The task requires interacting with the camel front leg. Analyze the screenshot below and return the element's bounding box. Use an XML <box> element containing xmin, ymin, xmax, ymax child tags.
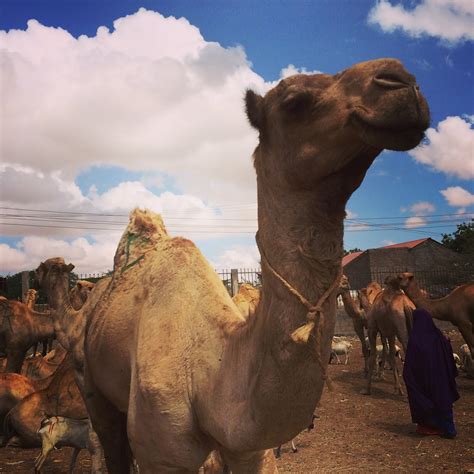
<box><xmin>220</xmin><ymin>449</ymin><xmax>278</xmax><ymax>474</ymax></box>
<box><xmin>457</xmin><ymin>321</ymin><xmax>474</xmax><ymax>358</ymax></box>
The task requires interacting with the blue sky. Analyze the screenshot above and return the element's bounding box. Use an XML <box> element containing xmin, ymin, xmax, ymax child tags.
<box><xmin>0</xmin><ymin>0</ymin><xmax>473</xmax><ymax>274</ymax></box>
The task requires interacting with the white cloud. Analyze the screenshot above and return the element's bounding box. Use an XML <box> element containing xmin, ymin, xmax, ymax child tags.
<box><xmin>368</xmin><ymin>0</ymin><xmax>474</xmax><ymax>44</ymax></box>
<box><xmin>409</xmin><ymin>116</ymin><xmax>474</xmax><ymax>179</ymax></box>
<box><xmin>410</xmin><ymin>201</ymin><xmax>435</xmax><ymax>214</ymax></box>
<box><xmin>345</xmin><ymin>209</ymin><xmax>358</xmax><ymax>219</ymax></box>
<box><xmin>0</xmin><ymin>244</ymin><xmax>29</xmax><ymax>274</ymax></box>
<box><xmin>405</xmin><ymin>216</ymin><xmax>427</xmax><ymax>228</ymax></box>
<box><xmin>440</xmin><ymin>186</ymin><xmax>474</xmax><ymax>207</ymax></box>
<box><xmin>279</xmin><ymin>64</ymin><xmax>323</xmax><ymax>79</ymax></box>
<box><xmin>211</xmin><ymin>244</ymin><xmax>260</xmax><ymax>270</ymax></box>
<box><xmin>382</xmin><ymin>239</ymin><xmax>396</xmax><ymax>246</ymax></box>
<box><xmin>0</xmin><ymin>234</ymin><xmax>119</xmax><ymax>275</ymax></box>
<box><xmin>0</xmin><ymin>8</ymin><xmax>269</xmax><ymax>205</ymax></box>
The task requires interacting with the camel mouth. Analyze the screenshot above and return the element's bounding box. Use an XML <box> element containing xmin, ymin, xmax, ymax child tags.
<box><xmin>350</xmin><ymin>112</ymin><xmax>427</xmax><ymax>152</ymax></box>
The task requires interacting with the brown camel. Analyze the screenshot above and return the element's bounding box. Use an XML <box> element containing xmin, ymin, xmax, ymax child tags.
<box><xmin>398</xmin><ymin>272</ymin><xmax>474</xmax><ymax>359</ymax></box>
<box><xmin>80</xmin><ymin>58</ymin><xmax>429</xmax><ymax>473</ymax></box>
<box><xmin>69</xmin><ymin>280</ymin><xmax>95</xmax><ymax>311</ymax></box>
<box><xmin>0</xmin><ymin>373</ymin><xmax>53</xmax><ymax>435</ymax></box>
<box><xmin>232</xmin><ymin>283</ymin><xmax>261</xmax><ymax>320</ymax></box>
<box><xmin>357</xmin><ymin>281</ymin><xmax>382</xmax><ymax>313</ymax></box>
<box><xmin>23</xmin><ymin>345</ymin><xmax>67</xmax><ymax>380</ymax></box>
<box><xmin>337</xmin><ymin>275</ymin><xmax>369</xmax><ymax>373</ymax></box>
<box><xmin>24</xmin><ymin>289</ymin><xmax>38</xmax><ymax>309</ymax></box>
<box><xmin>0</xmin><ymin>298</ymin><xmax>55</xmax><ymax>373</ymax></box>
<box><xmin>362</xmin><ymin>276</ymin><xmax>415</xmax><ymax>395</ymax></box>
<box><xmin>35</xmin><ymin>258</ymin><xmax>109</xmax><ymax>385</ymax></box>
<box><xmin>3</xmin><ymin>353</ymin><xmax>87</xmax><ymax>448</ymax></box>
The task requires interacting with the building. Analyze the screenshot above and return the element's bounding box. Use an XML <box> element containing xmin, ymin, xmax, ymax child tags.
<box><xmin>342</xmin><ymin>238</ymin><xmax>473</xmax><ymax>294</ymax></box>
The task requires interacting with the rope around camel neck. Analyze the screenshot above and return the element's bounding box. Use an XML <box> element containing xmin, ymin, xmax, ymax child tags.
<box><xmin>256</xmin><ymin>232</ymin><xmax>343</xmax><ymax>391</ymax></box>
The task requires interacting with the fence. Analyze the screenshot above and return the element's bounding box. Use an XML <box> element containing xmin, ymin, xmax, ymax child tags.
<box><xmin>368</xmin><ymin>268</ymin><xmax>473</xmax><ymax>298</ymax></box>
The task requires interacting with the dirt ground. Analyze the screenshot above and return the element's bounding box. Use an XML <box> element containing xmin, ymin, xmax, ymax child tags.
<box><xmin>0</xmin><ymin>332</ymin><xmax>472</xmax><ymax>473</ymax></box>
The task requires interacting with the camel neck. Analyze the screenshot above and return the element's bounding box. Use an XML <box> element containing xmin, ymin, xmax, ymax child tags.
<box><xmin>45</xmin><ymin>276</ymin><xmax>75</xmax><ymax>348</ymax></box>
<box><xmin>29</xmin><ymin>309</ymin><xmax>55</xmax><ymax>340</ymax></box>
<box><xmin>339</xmin><ymin>289</ymin><xmax>362</xmax><ymax>320</ymax></box>
<box><xmin>406</xmin><ymin>284</ymin><xmax>450</xmax><ymax>321</ymax></box>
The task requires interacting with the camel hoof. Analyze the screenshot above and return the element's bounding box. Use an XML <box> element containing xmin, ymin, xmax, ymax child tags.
<box><xmin>360</xmin><ymin>388</ymin><xmax>370</xmax><ymax>395</ymax></box>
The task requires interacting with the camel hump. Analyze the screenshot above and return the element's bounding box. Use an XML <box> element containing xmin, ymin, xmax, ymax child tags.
<box><xmin>113</xmin><ymin>208</ymin><xmax>169</xmax><ymax>275</ymax></box>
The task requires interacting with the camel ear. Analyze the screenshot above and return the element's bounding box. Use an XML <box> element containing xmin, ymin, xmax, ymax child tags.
<box><xmin>245</xmin><ymin>89</ymin><xmax>264</xmax><ymax>130</ymax></box>
<box><xmin>280</xmin><ymin>86</ymin><xmax>313</xmax><ymax>113</ymax></box>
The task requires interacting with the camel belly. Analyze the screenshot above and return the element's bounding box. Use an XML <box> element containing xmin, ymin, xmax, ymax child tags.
<box><xmin>85</xmin><ymin>309</ymin><xmax>134</xmax><ymax>413</ymax></box>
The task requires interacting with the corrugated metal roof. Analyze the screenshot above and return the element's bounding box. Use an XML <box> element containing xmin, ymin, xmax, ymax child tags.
<box><xmin>380</xmin><ymin>238</ymin><xmax>430</xmax><ymax>249</ymax></box>
<box><xmin>342</xmin><ymin>251</ymin><xmax>363</xmax><ymax>267</ymax></box>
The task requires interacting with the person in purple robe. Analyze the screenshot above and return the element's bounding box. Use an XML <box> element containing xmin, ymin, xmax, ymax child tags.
<box><xmin>402</xmin><ymin>308</ymin><xmax>459</xmax><ymax>438</ymax></box>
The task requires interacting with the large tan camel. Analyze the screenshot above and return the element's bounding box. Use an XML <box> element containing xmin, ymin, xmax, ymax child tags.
<box><xmin>398</xmin><ymin>272</ymin><xmax>474</xmax><ymax>359</ymax></box>
<box><xmin>362</xmin><ymin>276</ymin><xmax>415</xmax><ymax>395</ymax></box>
<box><xmin>0</xmin><ymin>298</ymin><xmax>55</xmax><ymax>373</ymax></box>
<box><xmin>337</xmin><ymin>275</ymin><xmax>369</xmax><ymax>373</ymax></box>
<box><xmin>80</xmin><ymin>58</ymin><xmax>429</xmax><ymax>473</ymax></box>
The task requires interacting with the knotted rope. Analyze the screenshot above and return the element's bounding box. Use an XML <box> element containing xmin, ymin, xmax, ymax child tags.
<box><xmin>256</xmin><ymin>232</ymin><xmax>343</xmax><ymax>391</ymax></box>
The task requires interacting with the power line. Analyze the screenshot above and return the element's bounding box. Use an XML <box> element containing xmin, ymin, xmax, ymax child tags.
<box><xmin>0</xmin><ymin>206</ymin><xmax>472</xmax><ymax>221</ymax></box>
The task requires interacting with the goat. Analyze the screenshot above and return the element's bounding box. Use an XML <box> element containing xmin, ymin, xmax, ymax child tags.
<box><xmin>35</xmin><ymin>416</ymin><xmax>89</xmax><ymax>473</ymax></box>
<box><xmin>329</xmin><ymin>339</ymin><xmax>352</xmax><ymax>365</ymax></box>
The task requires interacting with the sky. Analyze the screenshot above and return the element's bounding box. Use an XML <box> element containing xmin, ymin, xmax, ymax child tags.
<box><xmin>0</xmin><ymin>0</ymin><xmax>473</xmax><ymax>275</ymax></box>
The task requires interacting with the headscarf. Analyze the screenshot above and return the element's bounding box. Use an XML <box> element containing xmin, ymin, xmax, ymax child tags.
<box><xmin>402</xmin><ymin>308</ymin><xmax>459</xmax><ymax>423</ymax></box>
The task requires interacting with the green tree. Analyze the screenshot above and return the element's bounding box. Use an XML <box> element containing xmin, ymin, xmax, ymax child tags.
<box><xmin>442</xmin><ymin>221</ymin><xmax>474</xmax><ymax>254</ymax></box>
<box><xmin>343</xmin><ymin>247</ymin><xmax>362</xmax><ymax>256</ymax></box>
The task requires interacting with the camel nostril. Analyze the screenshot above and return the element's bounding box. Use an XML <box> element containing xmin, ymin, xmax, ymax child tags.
<box><xmin>373</xmin><ymin>73</ymin><xmax>410</xmax><ymax>90</ymax></box>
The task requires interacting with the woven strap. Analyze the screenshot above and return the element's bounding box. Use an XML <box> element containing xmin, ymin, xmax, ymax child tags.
<box><xmin>256</xmin><ymin>232</ymin><xmax>342</xmax><ymax>391</ymax></box>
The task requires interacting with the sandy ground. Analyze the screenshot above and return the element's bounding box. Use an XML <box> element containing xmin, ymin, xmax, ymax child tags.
<box><xmin>0</xmin><ymin>332</ymin><xmax>472</xmax><ymax>473</ymax></box>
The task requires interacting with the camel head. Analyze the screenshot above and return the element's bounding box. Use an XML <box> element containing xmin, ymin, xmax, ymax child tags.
<box><xmin>69</xmin><ymin>280</ymin><xmax>95</xmax><ymax>309</ymax></box>
<box><xmin>397</xmin><ymin>272</ymin><xmax>415</xmax><ymax>291</ymax></box>
<box><xmin>35</xmin><ymin>257</ymin><xmax>75</xmax><ymax>293</ymax></box>
<box><xmin>246</xmin><ymin>58</ymin><xmax>430</xmax><ymax>191</ymax></box>
<box><xmin>339</xmin><ymin>274</ymin><xmax>351</xmax><ymax>291</ymax></box>
<box><xmin>384</xmin><ymin>275</ymin><xmax>403</xmax><ymax>291</ymax></box>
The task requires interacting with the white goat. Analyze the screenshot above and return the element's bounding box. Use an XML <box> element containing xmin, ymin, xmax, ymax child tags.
<box><xmin>35</xmin><ymin>416</ymin><xmax>89</xmax><ymax>473</ymax></box>
<box><xmin>330</xmin><ymin>339</ymin><xmax>352</xmax><ymax>365</ymax></box>
<box><xmin>459</xmin><ymin>344</ymin><xmax>473</xmax><ymax>373</ymax></box>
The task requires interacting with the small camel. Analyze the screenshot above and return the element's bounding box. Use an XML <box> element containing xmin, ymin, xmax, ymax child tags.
<box><xmin>69</xmin><ymin>280</ymin><xmax>95</xmax><ymax>311</ymax></box>
<box><xmin>397</xmin><ymin>272</ymin><xmax>474</xmax><ymax>360</ymax></box>
<box><xmin>0</xmin><ymin>297</ymin><xmax>55</xmax><ymax>373</ymax></box>
<box><xmin>81</xmin><ymin>58</ymin><xmax>429</xmax><ymax>473</ymax></box>
<box><xmin>362</xmin><ymin>276</ymin><xmax>414</xmax><ymax>395</ymax></box>
<box><xmin>337</xmin><ymin>275</ymin><xmax>369</xmax><ymax>373</ymax></box>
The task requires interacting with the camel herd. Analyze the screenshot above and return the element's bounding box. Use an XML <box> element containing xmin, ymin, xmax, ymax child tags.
<box><xmin>0</xmin><ymin>58</ymin><xmax>472</xmax><ymax>472</ymax></box>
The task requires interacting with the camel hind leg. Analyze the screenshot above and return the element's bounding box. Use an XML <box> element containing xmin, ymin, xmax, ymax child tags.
<box><xmin>83</xmin><ymin>368</ymin><xmax>131</xmax><ymax>474</ymax></box>
<box><xmin>361</xmin><ymin>326</ymin><xmax>378</xmax><ymax>395</ymax></box>
<box><xmin>387</xmin><ymin>336</ymin><xmax>403</xmax><ymax>395</ymax></box>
